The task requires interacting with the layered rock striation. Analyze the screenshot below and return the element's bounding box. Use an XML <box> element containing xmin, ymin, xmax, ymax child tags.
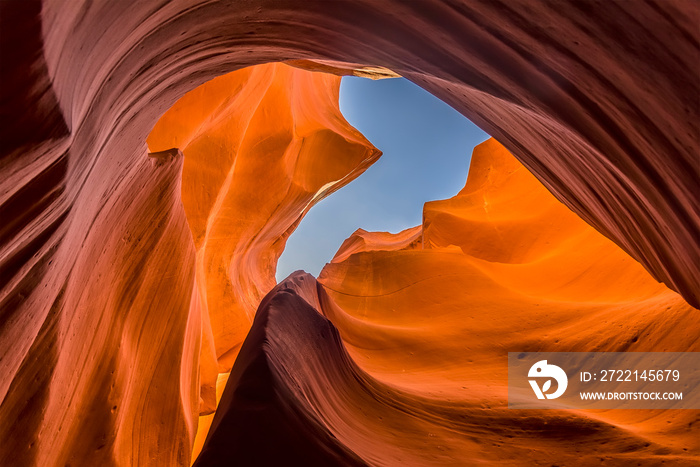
<box><xmin>1</xmin><ymin>1</ymin><xmax>698</xmax><ymax>466</ymax></box>
<box><xmin>3</xmin><ymin>0</ymin><xmax>697</xmax><ymax>305</ymax></box>
<box><xmin>196</xmin><ymin>140</ymin><xmax>698</xmax><ymax>466</ymax></box>
<box><xmin>0</xmin><ymin>55</ymin><xmax>381</xmax><ymax>463</ymax></box>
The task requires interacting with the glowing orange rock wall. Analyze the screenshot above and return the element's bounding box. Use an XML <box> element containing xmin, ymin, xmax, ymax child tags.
<box><xmin>0</xmin><ymin>60</ymin><xmax>379</xmax><ymax>464</ymax></box>
<box><xmin>147</xmin><ymin>63</ymin><xmax>379</xmax><ymax>412</ymax></box>
<box><xmin>0</xmin><ymin>0</ymin><xmax>698</xmax><ymax>466</ymax></box>
<box><xmin>194</xmin><ymin>140</ymin><xmax>698</xmax><ymax>465</ymax></box>
<box><xmin>316</xmin><ymin>139</ymin><xmax>699</xmax><ymax>464</ymax></box>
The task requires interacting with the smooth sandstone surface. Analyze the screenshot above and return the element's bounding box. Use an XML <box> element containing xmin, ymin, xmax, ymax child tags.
<box><xmin>148</xmin><ymin>62</ymin><xmax>379</xmax><ymax>411</ymax></box>
<box><xmin>1</xmin><ymin>145</ymin><xmax>200</xmax><ymax>466</ymax></box>
<box><xmin>1</xmin><ymin>59</ymin><xmax>379</xmax><ymax>465</ymax></box>
<box><xmin>148</xmin><ymin>62</ymin><xmax>380</xmax><ymax>459</ymax></box>
<box><xmin>194</xmin><ymin>142</ymin><xmax>697</xmax><ymax>465</ymax></box>
<box><xmin>0</xmin><ymin>0</ymin><xmax>698</xmax><ymax>466</ymax></box>
<box><xmin>194</xmin><ymin>139</ymin><xmax>698</xmax><ymax>466</ymax></box>
<box><xmin>319</xmin><ymin>140</ymin><xmax>699</xmax><ymax>464</ymax></box>
<box><xmin>13</xmin><ymin>0</ymin><xmax>698</xmax><ymax>304</ymax></box>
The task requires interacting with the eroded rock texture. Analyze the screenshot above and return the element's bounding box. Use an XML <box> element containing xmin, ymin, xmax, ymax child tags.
<box><xmin>148</xmin><ymin>62</ymin><xmax>380</xmax><ymax>457</ymax></box>
<box><xmin>1</xmin><ymin>57</ymin><xmax>379</xmax><ymax>464</ymax></box>
<box><xmin>195</xmin><ymin>140</ymin><xmax>698</xmax><ymax>466</ymax></box>
<box><xmin>1</xmin><ymin>140</ymin><xmax>199</xmax><ymax>466</ymax></box>
<box><xmin>1</xmin><ymin>0</ymin><xmax>698</xmax><ymax>466</ymax></box>
<box><xmin>8</xmin><ymin>0</ymin><xmax>694</xmax><ymax>304</ymax></box>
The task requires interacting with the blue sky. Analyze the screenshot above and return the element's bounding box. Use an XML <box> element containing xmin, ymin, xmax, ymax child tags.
<box><xmin>276</xmin><ymin>76</ymin><xmax>489</xmax><ymax>281</ymax></box>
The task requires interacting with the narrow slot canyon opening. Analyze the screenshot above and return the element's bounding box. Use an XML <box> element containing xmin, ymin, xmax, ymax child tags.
<box><xmin>276</xmin><ymin>76</ymin><xmax>489</xmax><ymax>281</ymax></box>
<box><xmin>3</xmin><ymin>3</ymin><xmax>698</xmax><ymax>466</ymax></box>
<box><xmin>144</xmin><ymin>62</ymin><xmax>697</xmax><ymax>466</ymax></box>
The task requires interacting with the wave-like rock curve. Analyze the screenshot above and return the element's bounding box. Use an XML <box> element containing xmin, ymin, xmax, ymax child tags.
<box><xmin>4</xmin><ymin>0</ymin><xmax>696</xmax><ymax>303</ymax></box>
<box><xmin>1</xmin><ymin>59</ymin><xmax>380</xmax><ymax>464</ymax></box>
<box><xmin>317</xmin><ymin>139</ymin><xmax>699</xmax><ymax>465</ymax></box>
<box><xmin>0</xmin><ymin>1</ymin><xmax>698</xmax><ymax>465</ymax></box>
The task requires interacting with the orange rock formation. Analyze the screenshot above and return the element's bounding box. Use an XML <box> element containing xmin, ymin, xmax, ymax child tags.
<box><xmin>195</xmin><ymin>140</ymin><xmax>698</xmax><ymax>465</ymax></box>
<box><xmin>319</xmin><ymin>140</ymin><xmax>699</xmax><ymax>463</ymax></box>
<box><xmin>4</xmin><ymin>0</ymin><xmax>697</xmax><ymax>304</ymax></box>
<box><xmin>1</xmin><ymin>1</ymin><xmax>698</xmax><ymax>466</ymax></box>
<box><xmin>1</xmin><ymin>60</ymin><xmax>379</xmax><ymax>465</ymax></box>
<box><xmin>149</xmin><ymin>62</ymin><xmax>380</xmax><ymax>457</ymax></box>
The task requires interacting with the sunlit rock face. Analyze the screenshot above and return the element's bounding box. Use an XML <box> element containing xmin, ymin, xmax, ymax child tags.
<box><xmin>196</xmin><ymin>140</ymin><xmax>697</xmax><ymax>465</ymax></box>
<box><xmin>1</xmin><ymin>1</ymin><xmax>698</xmax><ymax>466</ymax></box>
<box><xmin>148</xmin><ymin>62</ymin><xmax>380</xmax><ymax>459</ymax></box>
<box><xmin>0</xmin><ymin>57</ymin><xmax>378</xmax><ymax>465</ymax></box>
<box><xmin>147</xmin><ymin>61</ymin><xmax>379</xmax><ymax>407</ymax></box>
<box><xmin>11</xmin><ymin>0</ymin><xmax>692</xmax><ymax>304</ymax></box>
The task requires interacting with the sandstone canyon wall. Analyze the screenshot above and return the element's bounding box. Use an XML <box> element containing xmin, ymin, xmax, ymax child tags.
<box><xmin>195</xmin><ymin>140</ymin><xmax>698</xmax><ymax>465</ymax></box>
<box><xmin>1</xmin><ymin>57</ymin><xmax>380</xmax><ymax>464</ymax></box>
<box><xmin>2</xmin><ymin>0</ymin><xmax>693</xmax><ymax>304</ymax></box>
<box><xmin>148</xmin><ymin>62</ymin><xmax>381</xmax><ymax>458</ymax></box>
<box><xmin>1</xmin><ymin>0</ymin><xmax>698</xmax><ymax>466</ymax></box>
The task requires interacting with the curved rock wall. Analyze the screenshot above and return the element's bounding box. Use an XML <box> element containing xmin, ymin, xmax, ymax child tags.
<box><xmin>147</xmin><ymin>62</ymin><xmax>379</xmax><ymax>412</ymax></box>
<box><xmin>1</xmin><ymin>0</ymin><xmax>698</xmax><ymax>466</ymax></box>
<box><xmin>1</xmin><ymin>59</ymin><xmax>379</xmax><ymax>464</ymax></box>
<box><xmin>0</xmin><ymin>144</ymin><xmax>199</xmax><ymax>466</ymax></box>
<box><xmin>195</xmin><ymin>140</ymin><xmax>697</xmax><ymax>465</ymax></box>
<box><xmin>17</xmin><ymin>0</ymin><xmax>698</xmax><ymax>304</ymax></box>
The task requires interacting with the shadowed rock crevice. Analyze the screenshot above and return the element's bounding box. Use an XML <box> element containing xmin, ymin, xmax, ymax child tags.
<box><xmin>193</xmin><ymin>274</ymin><xmax>369</xmax><ymax>467</ymax></box>
<box><xmin>0</xmin><ymin>0</ymin><xmax>69</xmax><ymax>153</ymax></box>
